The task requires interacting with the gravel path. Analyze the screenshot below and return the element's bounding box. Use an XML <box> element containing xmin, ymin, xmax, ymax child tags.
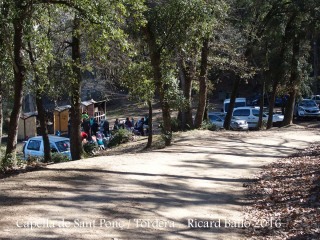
<box><xmin>0</xmin><ymin>127</ymin><xmax>319</xmax><ymax>240</ymax></box>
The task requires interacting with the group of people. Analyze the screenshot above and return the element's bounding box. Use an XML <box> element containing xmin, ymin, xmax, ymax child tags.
<box><xmin>113</xmin><ymin>117</ymin><xmax>149</xmax><ymax>136</ymax></box>
<box><xmin>80</xmin><ymin>112</ymin><xmax>110</xmax><ymax>148</ymax></box>
<box><xmin>79</xmin><ymin>111</ymin><xmax>150</xmax><ymax>148</ymax></box>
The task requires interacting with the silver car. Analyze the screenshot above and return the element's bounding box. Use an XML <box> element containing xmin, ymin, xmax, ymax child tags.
<box><xmin>208</xmin><ymin>113</ymin><xmax>249</xmax><ymax>130</ymax></box>
<box><xmin>294</xmin><ymin>99</ymin><xmax>320</xmax><ymax>119</ymax></box>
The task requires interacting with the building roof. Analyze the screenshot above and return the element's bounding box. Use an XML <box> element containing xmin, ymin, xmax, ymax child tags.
<box><xmin>54</xmin><ymin>105</ymin><xmax>71</xmax><ymax>112</ymax></box>
<box><xmin>81</xmin><ymin>99</ymin><xmax>96</xmax><ymax>107</ymax></box>
<box><xmin>20</xmin><ymin>111</ymin><xmax>38</xmax><ymax>120</ymax></box>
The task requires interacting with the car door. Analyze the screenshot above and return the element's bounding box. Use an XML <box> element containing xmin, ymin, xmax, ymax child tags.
<box><xmin>24</xmin><ymin>139</ymin><xmax>43</xmax><ymax>159</ymax></box>
<box><xmin>208</xmin><ymin>114</ymin><xmax>224</xmax><ymax>128</ymax></box>
<box><xmin>251</xmin><ymin>109</ymin><xmax>261</xmax><ymax>127</ymax></box>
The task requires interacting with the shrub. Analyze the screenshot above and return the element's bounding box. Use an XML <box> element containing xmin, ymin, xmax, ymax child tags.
<box><xmin>26</xmin><ymin>155</ymin><xmax>43</xmax><ymax>165</ymax></box>
<box><xmin>0</xmin><ymin>154</ymin><xmax>15</xmax><ymax>172</ymax></box>
<box><xmin>171</xmin><ymin>118</ymin><xmax>181</xmax><ymax>132</ymax></box>
<box><xmin>201</xmin><ymin>121</ymin><xmax>218</xmax><ymax>131</ymax></box>
<box><xmin>83</xmin><ymin>142</ymin><xmax>97</xmax><ymax>156</ymax></box>
<box><xmin>51</xmin><ymin>153</ymin><xmax>69</xmax><ymax>163</ymax></box>
<box><xmin>108</xmin><ymin>128</ymin><xmax>132</xmax><ymax>147</ymax></box>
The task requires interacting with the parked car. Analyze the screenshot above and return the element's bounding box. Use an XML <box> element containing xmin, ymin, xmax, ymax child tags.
<box><xmin>208</xmin><ymin>113</ymin><xmax>249</xmax><ymax>130</ymax></box>
<box><xmin>23</xmin><ymin>135</ymin><xmax>71</xmax><ymax>160</ymax></box>
<box><xmin>232</xmin><ymin>107</ymin><xmax>284</xmax><ymax>128</ymax></box>
<box><xmin>294</xmin><ymin>99</ymin><xmax>320</xmax><ymax>119</ymax></box>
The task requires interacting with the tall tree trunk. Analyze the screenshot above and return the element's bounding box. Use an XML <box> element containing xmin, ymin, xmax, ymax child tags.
<box><xmin>195</xmin><ymin>38</ymin><xmax>209</xmax><ymax>128</ymax></box>
<box><xmin>257</xmin><ymin>81</ymin><xmax>265</xmax><ymax>129</ymax></box>
<box><xmin>35</xmin><ymin>94</ymin><xmax>51</xmax><ymax>161</ymax></box>
<box><xmin>0</xmin><ymin>1</ymin><xmax>8</xmax><ymax>158</ymax></box>
<box><xmin>185</xmin><ymin>72</ymin><xmax>194</xmax><ymax>129</ymax></box>
<box><xmin>223</xmin><ymin>77</ymin><xmax>240</xmax><ymax>130</ymax></box>
<box><xmin>146</xmin><ymin>100</ymin><xmax>153</xmax><ymax>148</ymax></box>
<box><xmin>178</xmin><ymin>58</ymin><xmax>194</xmax><ymax>130</ymax></box>
<box><xmin>70</xmin><ymin>16</ymin><xmax>83</xmax><ymax>160</ymax></box>
<box><xmin>5</xmin><ymin>5</ymin><xmax>25</xmax><ymax>162</ymax></box>
<box><xmin>0</xmin><ymin>78</ymin><xmax>2</xmax><ymax>158</ymax></box>
<box><xmin>27</xmin><ymin>41</ymin><xmax>52</xmax><ymax>162</ymax></box>
<box><xmin>283</xmin><ymin>36</ymin><xmax>301</xmax><ymax>126</ymax></box>
<box><xmin>178</xmin><ymin>60</ymin><xmax>186</xmax><ymax>130</ymax></box>
<box><xmin>144</xmin><ymin>23</ymin><xmax>172</xmax><ymax>146</ymax></box>
<box><xmin>267</xmin><ymin>14</ymin><xmax>296</xmax><ymax>129</ymax></box>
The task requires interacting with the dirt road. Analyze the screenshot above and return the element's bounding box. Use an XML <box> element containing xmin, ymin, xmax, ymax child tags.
<box><xmin>0</xmin><ymin>126</ymin><xmax>319</xmax><ymax>240</ymax></box>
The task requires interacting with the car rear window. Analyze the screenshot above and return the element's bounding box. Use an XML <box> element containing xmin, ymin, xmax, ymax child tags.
<box><xmin>27</xmin><ymin>140</ymin><xmax>41</xmax><ymax>151</ymax></box>
<box><xmin>55</xmin><ymin>140</ymin><xmax>70</xmax><ymax>152</ymax></box>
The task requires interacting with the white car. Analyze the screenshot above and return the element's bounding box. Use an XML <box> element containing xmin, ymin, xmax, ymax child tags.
<box><xmin>232</xmin><ymin>107</ymin><xmax>284</xmax><ymax>128</ymax></box>
<box><xmin>23</xmin><ymin>135</ymin><xmax>71</xmax><ymax>160</ymax></box>
<box><xmin>208</xmin><ymin>113</ymin><xmax>249</xmax><ymax>130</ymax></box>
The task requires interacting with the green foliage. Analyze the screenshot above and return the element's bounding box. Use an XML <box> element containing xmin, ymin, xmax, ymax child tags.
<box><xmin>162</xmin><ymin>70</ymin><xmax>188</xmax><ymax>111</ymax></box>
<box><xmin>171</xmin><ymin>118</ymin><xmax>182</xmax><ymax>132</ymax></box>
<box><xmin>83</xmin><ymin>142</ymin><xmax>97</xmax><ymax>155</ymax></box>
<box><xmin>108</xmin><ymin>129</ymin><xmax>132</xmax><ymax>147</ymax></box>
<box><xmin>0</xmin><ymin>154</ymin><xmax>15</xmax><ymax>172</ymax></box>
<box><xmin>122</xmin><ymin>61</ymin><xmax>155</xmax><ymax>103</ymax></box>
<box><xmin>26</xmin><ymin>156</ymin><xmax>43</xmax><ymax>165</ymax></box>
<box><xmin>51</xmin><ymin>153</ymin><xmax>69</xmax><ymax>163</ymax></box>
<box><xmin>200</xmin><ymin>121</ymin><xmax>218</xmax><ymax>131</ymax></box>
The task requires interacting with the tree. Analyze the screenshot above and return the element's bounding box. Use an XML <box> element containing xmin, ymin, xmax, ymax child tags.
<box><xmin>122</xmin><ymin>61</ymin><xmax>155</xmax><ymax>148</ymax></box>
<box><xmin>0</xmin><ymin>0</ymin><xmax>13</xmax><ymax>160</ymax></box>
<box><xmin>2</xmin><ymin>0</ymin><xmax>146</xmax><ymax>163</ymax></box>
<box><xmin>4</xmin><ymin>1</ymin><xmax>30</xmax><ymax>163</ymax></box>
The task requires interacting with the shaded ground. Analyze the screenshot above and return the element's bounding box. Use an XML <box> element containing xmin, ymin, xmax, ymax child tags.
<box><xmin>245</xmin><ymin>144</ymin><xmax>320</xmax><ymax>240</ymax></box>
<box><xmin>0</xmin><ymin>126</ymin><xmax>319</xmax><ymax>240</ymax></box>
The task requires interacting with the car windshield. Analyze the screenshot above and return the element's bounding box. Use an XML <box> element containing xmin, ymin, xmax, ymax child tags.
<box><xmin>300</xmin><ymin>100</ymin><xmax>317</xmax><ymax>107</ymax></box>
<box><xmin>55</xmin><ymin>140</ymin><xmax>70</xmax><ymax>152</ymax></box>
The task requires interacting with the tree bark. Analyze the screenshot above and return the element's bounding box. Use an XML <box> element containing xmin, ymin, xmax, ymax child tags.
<box><xmin>267</xmin><ymin>13</ymin><xmax>296</xmax><ymax>129</ymax></box>
<box><xmin>144</xmin><ymin>23</ymin><xmax>172</xmax><ymax>146</ymax></box>
<box><xmin>0</xmin><ymin>1</ymin><xmax>8</xmax><ymax>158</ymax></box>
<box><xmin>69</xmin><ymin>16</ymin><xmax>83</xmax><ymax>160</ymax></box>
<box><xmin>195</xmin><ymin>38</ymin><xmax>209</xmax><ymax>128</ymax></box>
<box><xmin>257</xmin><ymin>81</ymin><xmax>265</xmax><ymax>129</ymax></box>
<box><xmin>223</xmin><ymin>76</ymin><xmax>240</xmax><ymax>130</ymax></box>
<box><xmin>283</xmin><ymin>36</ymin><xmax>301</xmax><ymax>126</ymax></box>
<box><xmin>5</xmin><ymin>4</ymin><xmax>26</xmax><ymax>161</ymax></box>
<box><xmin>27</xmin><ymin>41</ymin><xmax>52</xmax><ymax>162</ymax></box>
<box><xmin>178</xmin><ymin>58</ymin><xmax>194</xmax><ymax>130</ymax></box>
<box><xmin>0</xmin><ymin>77</ymin><xmax>2</xmax><ymax>158</ymax></box>
<box><xmin>36</xmin><ymin>95</ymin><xmax>51</xmax><ymax>161</ymax></box>
<box><xmin>146</xmin><ymin>100</ymin><xmax>153</xmax><ymax>148</ymax></box>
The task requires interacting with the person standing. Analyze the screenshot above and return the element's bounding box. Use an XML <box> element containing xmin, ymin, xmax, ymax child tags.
<box><xmin>102</xmin><ymin>119</ymin><xmax>110</xmax><ymax>136</ymax></box>
<box><xmin>81</xmin><ymin>118</ymin><xmax>91</xmax><ymax>141</ymax></box>
<box><xmin>91</xmin><ymin>119</ymin><xmax>99</xmax><ymax>136</ymax></box>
